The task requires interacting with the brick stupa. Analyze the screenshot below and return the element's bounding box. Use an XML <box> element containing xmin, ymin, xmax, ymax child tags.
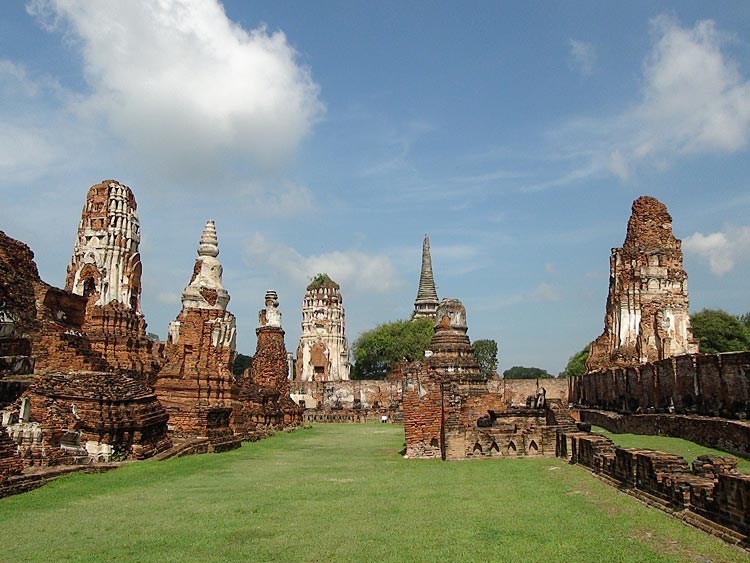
<box><xmin>236</xmin><ymin>291</ymin><xmax>302</xmax><ymax>431</ymax></box>
<box><xmin>154</xmin><ymin>221</ymin><xmax>240</xmax><ymax>451</ymax></box>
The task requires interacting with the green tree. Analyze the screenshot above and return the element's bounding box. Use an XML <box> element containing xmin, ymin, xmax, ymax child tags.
<box><xmin>502</xmin><ymin>366</ymin><xmax>553</xmax><ymax>380</ymax></box>
<box><xmin>691</xmin><ymin>309</ymin><xmax>750</xmax><ymax>354</ymax></box>
<box><xmin>559</xmin><ymin>346</ymin><xmax>589</xmax><ymax>378</ymax></box>
<box><xmin>739</xmin><ymin>312</ymin><xmax>750</xmax><ymax>331</ymax></box>
<box><xmin>232</xmin><ymin>353</ymin><xmax>253</xmax><ymax>377</ymax></box>
<box><xmin>472</xmin><ymin>339</ymin><xmax>498</xmax><ymax>379</ymax></box>
<box><xmin>146</xmin><ymin>332</ymin><xmax>161</xmax><ymax>342</ymax></box>
<box><xmin>351</xmin><ymin>317</ymin><xmax>433</xmax><ymax>380</ymax></box>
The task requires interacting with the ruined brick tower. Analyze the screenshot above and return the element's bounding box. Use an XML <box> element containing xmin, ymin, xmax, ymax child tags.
<box><xmin>413</xmin><ymin>235</ymin><xmax>439</xmax><ymax>320</ymax></box>
<box><xmin>253</xmin><ymin>290</ymin><xmax>289</xmax><ymax>391</ymax></box>
<box><xmin>241</xmin><ymin>290</ymin><xmax>302</xmax><ymax>427</ymax></box>
<box><xmin>296</xmin><ymin>274</ymin><xmax>350</xmax><ymax>381</ymax></box>
<box><xmin>66</xmin><ymin>180</ymin><xmax>142</xmax><ymax>311</ymax></box>
<box><xmin>587</xmin><ymin>196</ymin><xmax>699</xmax><ymax>372</ymax></box>
<box><xmin>63</xmin><ymin>180</ymin><xmax>160</xmax><ymax>382</ymax></box>
<box><xmin>154</xmin><ymin>221</ymin><xmax>239</xmax><ymax>449</ymax></box>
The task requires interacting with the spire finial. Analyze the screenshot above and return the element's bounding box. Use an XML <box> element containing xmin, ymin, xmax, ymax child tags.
<box><xmin>413</xmin><ymin>234</ymin><xmax>439</xmax><ymax>319</ymax></box>
<box><xmin>198</xmin><ymin>220</ymin><xmax>219</xmax><ymax>258</ymax></box>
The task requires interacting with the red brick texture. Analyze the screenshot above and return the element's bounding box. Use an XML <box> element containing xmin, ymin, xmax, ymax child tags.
<box><xmin>559</xmin><ymin>428</ymin><xmax>750</xmax><ymax>543</ymax></box>
<box><xmin>154</xmin><ymin>308</ymin><xmax>240</xmax><ymax>450</ymax></box>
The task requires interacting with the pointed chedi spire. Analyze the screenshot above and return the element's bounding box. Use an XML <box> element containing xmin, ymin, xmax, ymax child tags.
<box><xmin>180</xmin><ymin>220</ymin><xmax>230</xmax><ymax>310</ymax></box>
<box><xmin>413</xmin><ymin>234</ymin><xmax>439</xmax><ymax>320</ymax></box>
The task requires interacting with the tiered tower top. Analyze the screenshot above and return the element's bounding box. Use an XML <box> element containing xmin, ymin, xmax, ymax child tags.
<box><xmin>258</xmin><ymin>290</ymin><xmax>282</xmax><ymax>329</ymax></box>
<box><xmin>65</xmin><ymin>180</ymin><xmax>142</xmax><ymax>310</ymax></box>
<box><xmin>413</xmin><ymin>235</ymin><xmax>439</xmax><ymax>319</ymax></box>
<box><xmin>180</xmin><ymin>221</ymin><xmax>230</xmax><ymax>310</ymax></box>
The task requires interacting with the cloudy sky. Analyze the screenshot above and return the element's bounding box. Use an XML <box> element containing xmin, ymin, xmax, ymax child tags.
<box><xmin>1</xmin><ymin>1</ymin><xmax>749</xmax><ymax>374</ymax></box>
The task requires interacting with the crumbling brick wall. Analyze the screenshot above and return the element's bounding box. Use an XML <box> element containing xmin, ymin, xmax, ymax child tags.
<box><xmin>559</xmin><ymin>428</ymin><xmax>750</xmax><ymax>540</ymax></box>
<box><xmin>0</xmin><ymin>229</ymin><xmax>111</xmax><ymax>376</ymax></box>
<box><xmin>80</xmin><ymin>302</ymin><xmax>163</xmax><ymax>384</ymax></box>
<box><xmin>0</xmin><ymin>430</ymin><xmax>23</xmax><ymax>481</ymax></box>
<box><xmin>402</xmin><ymin>363</ymin><xmax>443</xmax><ymax>458</ymax></box>
<box><xmin>571</xmin><ymin>352</ymin><xmax>750</xmax><ymax>420</ymax></box>
<box><xmin>579</xmin><ymin>409</ymin><xmax>750</xmax><ymax>459</ymax></box>
<box><xmin>7</xmin><ymin>372</ymin><xmax>171</xmax><ymax>466</ymax></box>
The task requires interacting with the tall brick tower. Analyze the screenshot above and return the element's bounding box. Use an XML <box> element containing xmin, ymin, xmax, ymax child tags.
<box><xmin>587</xmin><ymin>196</ymin><xmax>699</xmax><ymax>372</ymax></box>
<box><xmin>154</xmin><ymin>221</ymin><xmax>240</xmax><ymax>450</ymax></box>
<box><xmin>66</xmin><ymin>180</ymin><xmax>142</xmax><ymax>311</ymax></box>
<box><xmin>296</xmin><ymin>274</ymin><xmax>350</xmax><ymax>381</ymax></box>
<box><xmin>64</xmin><ymin>180</ymin><xmax>160</xmax><ymax>382</ymax></box>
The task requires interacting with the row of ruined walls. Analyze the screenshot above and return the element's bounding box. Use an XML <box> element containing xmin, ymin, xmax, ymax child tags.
<box><xmin>290</xmin><ymin>379</ymin><xmax>402</xmax><ymax>413</ymax></box>
<box><xmin>570</xmin><ymin>352</ymin><xmax>750</xmax><ymax>419</ymax></box>
<box><xmin>558</xmin><ymin>429</ymin><xmax>750</xmax><ymax>544</ymax></box>
<box><xmin>290</xmin><ymin>377</ymin><xmax>569</xmax><ymax>417</ymax></box>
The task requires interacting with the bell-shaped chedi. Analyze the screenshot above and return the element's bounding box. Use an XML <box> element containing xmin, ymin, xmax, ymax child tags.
<box><xmin>424</xmin><ymin>299</ymin><xmax>482</xmax><ymax>380</ymax></box>
<box><xmin>413</xmin><ymin>235</ymin><xmax>440</xmax><ymax>320</ymax></box>
<box><xmin>587</xmin><ymin>196</ymin><xmax>699</xmax><ymax>372</ymax></box>
<box><xmin>154</xmin><ymin>221</ymin><xmax>240</xmax><ymax>451</ymax></box>
<box><xmin>296</xmin><ymin>274</ymin><xmax>351</xmax><ymax>381</ymax></box>
<box><xmin>64</xmin><ymin>180</ymin><xmax>161</xmax><ymax>383</ymax></box>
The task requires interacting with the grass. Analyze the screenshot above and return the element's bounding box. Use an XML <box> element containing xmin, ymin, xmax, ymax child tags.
<box><xmin>0</xmin><ymin>423</ymin><xmax>747</xmax><ymax>563</ymax></box>
<box><xmin>592</xmin><ymin>426</ymin><xmax>750</xmax><ymax>473</ymax></box>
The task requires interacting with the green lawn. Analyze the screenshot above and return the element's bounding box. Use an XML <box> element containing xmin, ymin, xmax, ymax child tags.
<box><xmin>592</xmin><ymin>426</ymin><xmax>750</xmax><ymax>473</ymax></box>
<box><xmin>0</xmin><ymin>424</ymin><xmax>747</xmax><ymax>563</ymax></box>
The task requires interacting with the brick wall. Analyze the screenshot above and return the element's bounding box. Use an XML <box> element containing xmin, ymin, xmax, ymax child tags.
<box><xmin>579</xmin><ymin>409</ymin><xmax>750</xmax><ymax>458</ymax></box>
<box><xmin>559</xmin><ymin>428</ymin><xmax>750</xmax><ymax>542</ymax></box>
<box><xmin>571</xmin><ymin>352</ymin><xmax>750</xmax><ymax>419</ymax></box>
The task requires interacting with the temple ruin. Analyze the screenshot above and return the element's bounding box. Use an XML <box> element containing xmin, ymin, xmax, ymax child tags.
<box><xmin>587</xmin><ymin>196</ymin><xmax>698</xmax><ymax>372</ymax></box>
<box><xmin>64</xmin><ymin>180</ymin><xmax>162</xmax><ymax>383</ymax></box>
<box><xmin>296</xmin><ymin>274</ymin><xmax>350</xmax><ymax>381</ymax></box>
<box><xmin>403</xmin><ymin>298</ymin><xmax>574</xmax><ymax>460</ymax></box>
<box><xmin>413</xmin><ymin>234</ymin><xmax>439</xmax><ymax>320</ymax></box>
<box><xmin>153</xmin><ymin>221</ymin><xmax>240</xmax><ymax>451</ymax></box>
<box><xmin>0</xmin><ymin>227</ymin><xmax>172</xmax><ymax>468</ymax></box>
<box><xmin>6</xmin><ymin>372</ymin><xmax>171</xmax><ymax>466</ymax></box>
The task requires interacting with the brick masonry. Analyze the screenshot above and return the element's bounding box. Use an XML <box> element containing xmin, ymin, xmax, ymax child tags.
<box><xmin>558</xmin><ymin>428</ymin><xmax>749</xmax><ymax>546</ymax></box>
<box><xmin>572</xmin><ymin>352</ymin><xmax>750</xmax><ymax>418</ymax></box>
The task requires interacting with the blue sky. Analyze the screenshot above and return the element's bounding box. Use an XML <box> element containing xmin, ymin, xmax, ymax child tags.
<box><xmin>1</xmin><ymin>1</ymin><xmax>749</xmax><ymax>374</ymax></box>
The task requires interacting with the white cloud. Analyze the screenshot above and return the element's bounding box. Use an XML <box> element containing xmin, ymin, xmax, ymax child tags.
<box><xmin>683</xmin><ymin>225</ymin><xmax>750</xmax><ymax>275</ymax></box>
<box><xmin>538</xmin><ymin>16</ymin><xmax>750</xmax><ymax>189</ymax></box>
<box><xmin>526</xmin><ymin>283</ymin><xmax>561</xmax><ymax>302</ymax></box>
<box><xmin>568</xmin><ymin>39</ymin><xmax>596</xmax><ymax>76</ymax></box>
<box><xmin>27</xmin><ymin>0</ymin><xmax>324</xmax><ymax>174</ymax></box>
<box><xmin>634</xmin><ymin>16</ymin><xmax>750</xmax><ymax>156</ymax></box>
<box><xmin>245</xmin><ymin>234</ymin><xmax>402</xmax><ymax>293</ymax></box>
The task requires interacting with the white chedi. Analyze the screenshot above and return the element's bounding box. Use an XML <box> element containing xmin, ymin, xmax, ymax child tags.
<box><xmin>180</xmin><ymin>220</ymin><xmax>230</xmax><ymax>310</ymax></box>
